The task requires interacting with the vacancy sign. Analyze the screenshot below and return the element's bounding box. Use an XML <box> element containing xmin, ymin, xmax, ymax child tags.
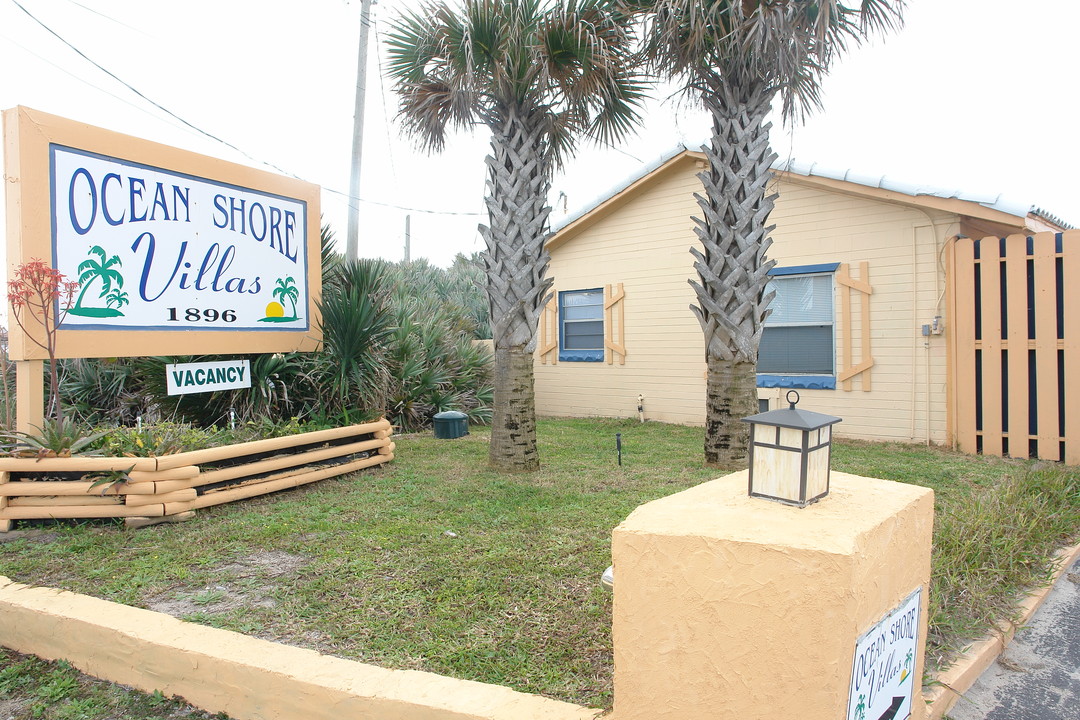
<box><xmin>846</xmin><ymin>588</ymin><xmax>922</xmax><ymax>720</ymax></box>
<box><xmin>167</xmin><ymin>360</ymin><xmax>251</xmax><ymax>396</ymax></box>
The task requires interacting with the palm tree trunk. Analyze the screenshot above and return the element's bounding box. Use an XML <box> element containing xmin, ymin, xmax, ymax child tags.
<box><xmin>705</xmin><ymin>357</ymin><xmax>758</xmax><ymax>465</ymax></box>
<box><xmin>489</xmin><ymin>344</ymin><xmax>540</xmax><ymax>471</ymax></box>
<box><xmin>480</xmin><ymin>108</ymin><xmax>554</xmax><ymax>472</ymax></box>
<box><xmin>689</xmin><ymin>82</ymin><xmax>778</xmax><ymax>466</ymax></box>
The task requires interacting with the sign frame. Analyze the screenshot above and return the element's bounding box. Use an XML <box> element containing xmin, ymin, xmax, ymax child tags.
<box><xmin>3</xmin><ymin>106</ymin><xmax>323</xmax><ymax>360</ymax></box>
<box><xmin>846</xmin><ymin>587</ymin><xmax>922</xmax><ymax>720</ymax></box>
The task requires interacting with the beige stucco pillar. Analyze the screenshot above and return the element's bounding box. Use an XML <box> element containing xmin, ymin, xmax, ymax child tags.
<box><xmin>15</xmin><ymin>359</ymin><xmax>44</xmax><ymax>433</ymax></box>
<box><xmin>611</xmin><ymin>470</ymin><xmax>934</xmax><ymax>720</ymax></box>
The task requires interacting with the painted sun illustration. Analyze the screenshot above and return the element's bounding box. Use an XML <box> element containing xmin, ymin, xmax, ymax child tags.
<box><xmin>265</xmin><ymin>301</ymin><xmax>285</xmax><ymax>318</ymax></box>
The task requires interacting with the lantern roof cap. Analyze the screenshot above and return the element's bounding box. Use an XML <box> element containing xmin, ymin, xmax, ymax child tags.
<box><xmin>741</xmin><ymin>391</ymin><xmax>841</xmax><ymax>432</ymax></box>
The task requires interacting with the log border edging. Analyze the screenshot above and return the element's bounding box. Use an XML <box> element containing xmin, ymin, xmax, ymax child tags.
<box><xmin>0</xmin><ymin>420</ymin><xmax>394</xmax><ymax>531</ymax></box>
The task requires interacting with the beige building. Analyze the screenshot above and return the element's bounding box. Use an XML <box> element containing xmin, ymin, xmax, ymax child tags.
<box><xmin>534</xmin><ymin>147</ymin><xmax>1068</xmax><ymax>445</ymax></box>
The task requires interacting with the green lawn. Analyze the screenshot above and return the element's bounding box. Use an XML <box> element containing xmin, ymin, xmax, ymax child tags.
<box><xmin>1</xmin><ymin>418</ymin><xmax>1077</xmax><ymax>713</ymax></box>
<box><xmin>0</xmin><ymin>649</ymin><xmax>226</xmax><ymax>720</ymax></box>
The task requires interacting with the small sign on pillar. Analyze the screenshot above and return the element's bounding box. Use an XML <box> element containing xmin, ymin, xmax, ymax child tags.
<box><xmin>741</xmin><ymin>390</ymin><xmax>841</xmax><ymax>507</ymax></box>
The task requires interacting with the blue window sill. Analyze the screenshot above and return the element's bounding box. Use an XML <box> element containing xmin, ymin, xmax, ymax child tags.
<box><xmin>768</xmin><ymin>262</ymin><xmax>840</xmax><ymax>277</ymax></box>
<box><xmin>757</xmin><ymin>374</ymin><xmax>836</xmax><ymax>390</ymax></box>
<box><xmin>559</xmin><ymin>350</ymin><xmax>604</xmax><ymax>362</ymax></box>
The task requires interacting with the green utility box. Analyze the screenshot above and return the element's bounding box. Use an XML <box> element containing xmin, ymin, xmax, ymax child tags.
<box><xmin>433</xmin><ymin>411</ymin><xmax>469</xmax><ymax>439</ymax></box>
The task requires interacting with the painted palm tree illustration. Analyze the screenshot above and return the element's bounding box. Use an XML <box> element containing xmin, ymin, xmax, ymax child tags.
<box><xmin>854</xmin><ymin>694</ymin><xmax>866</xmax><ymax>720</ymax></box>
<box><xmin>71</xmin><ymin>245</ymin><xmax>125</xmax><ymax>317</ymax></box>
<box><xmin>901</xmin><ymin>648</ymin><xmax>913</xmax><ymax>681</ymax></box>
<box><xmin>273</xmin><ymin>277</ymin><xmax>300</xmax><ymax>320</ymax></box>
<box><xmin>386</xmin><ymin>0</ymin><xmax>645</xmax><ymax>471</ymax></box>
<box><xmin>105</xmin><ymin>289</ymin><xmax>129</xmax><ymax>310</ymax></box>
<box><xmin>626</xmin><ymin>0</ymin><xmax>905</xmax><ymax>465</ymax></box>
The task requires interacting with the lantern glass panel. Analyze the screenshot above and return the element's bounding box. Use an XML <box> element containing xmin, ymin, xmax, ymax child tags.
<box><xmin>806</xmin><ymin>446</ymin><xmax>831</xmax><ymax>499</ymax></box>
<box><xmin>820</xmin><ymin>425</ymin><xmax>830</xmax><ymax>444</ymax></box>
<box><xmin>754</xmin><ymin>423</ymin><xmax>776</xmax><ymax>444</ymax></box>
<box><xmin>779</xmin><ymin>426</ymin><xmax>804</xmax><ymax>450</ymax></box>
<box><xmin>751</xmin><ymin>445</ymin><xmax>801</xmax><ymax>501</ymax></box>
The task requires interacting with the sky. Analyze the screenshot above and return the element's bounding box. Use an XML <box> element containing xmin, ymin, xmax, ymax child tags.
<box><xmin>1</xmin><ymin>0</ymin><xmax>1077</xmax><ymax>270</ymax></box>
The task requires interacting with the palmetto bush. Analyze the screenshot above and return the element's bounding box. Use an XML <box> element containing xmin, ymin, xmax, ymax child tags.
<box><xmin>383</xmin><ymin>288</ymin><xmax>493</xmax><ymax>429</ymax></box>
<box><xmin>59</xmin><ymin>357</ymin><xmax>157</xmax><ymax>426</ymax></box>
<box><xmin>390</xmin><ymin>254</ymin><xmax>491</xmax><ymax>340</ymax></box>
<box><xmin>56</xmin><ymin>248</ymin><xmax>492</xmax><ymax>432</ymax></box>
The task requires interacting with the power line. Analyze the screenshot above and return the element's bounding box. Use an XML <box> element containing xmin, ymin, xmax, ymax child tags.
<box><xmin>5</xmin><ymin>0</ymin><xmax>486</xmax><ymax>220</ymax></box>
<box><xmin>323</xmin><ymin>186</ymin><xmax>483</xmax><ymax>216</ymax></box>
<box><xmin>372</xmin><ymin>11</ymin><xmax>399</xmax><ymax>188</ymax></box>
<box><xmin>59</xmin><ymin>0</ymin><xmax>150</xmax><ymax>36</ymax></box>
<box><xmin>0</xmin><ymin>31</ymin><xmax>163</xmax><ymax>123</ymax></box>
<box><xmin>9</xmin><ymin>0</ymin><xmax>299</xmax><ymax>177</ymax></box>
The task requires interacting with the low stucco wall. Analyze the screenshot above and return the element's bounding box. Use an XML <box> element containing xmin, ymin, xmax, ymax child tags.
<box><xmin>0</xmin><ymin>577</ymin><xmax>600</xmax><ymax>720</ymax></box>
<box><xmin>611</xmin><ymin>470</ymin><xmax>935</xmax><ymax>720</ymax></box>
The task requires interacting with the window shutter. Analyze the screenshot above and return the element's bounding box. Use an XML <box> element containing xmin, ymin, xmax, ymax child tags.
<box><xmin>836</xmin><ymin>262</ymin><xmax>874</xmax><ymax>391</ymax></box>
<box><xmin>604</xmin><ymin>283</ymin><xmax>626</xmax><ymax>365</ymax></box>
<box><xmin>538</xmin><ymin>296</ymin><xmax>558</xmax><ymax>364</ymax></box>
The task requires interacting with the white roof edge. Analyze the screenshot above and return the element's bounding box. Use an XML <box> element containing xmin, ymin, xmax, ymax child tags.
<box><xmin>552</xmin><ymin>144</ymin><xmax>1048</xmax><ymax>233</ymax></box>
<box><xmin>773</xmin><ymin>158</ymin><xmax>1033</xmax><ymax>219</ymax></box>
<box><xmin>551</xmin><ymin>142</ymin><xmax>693</xmax><ymax>232</ymax></box>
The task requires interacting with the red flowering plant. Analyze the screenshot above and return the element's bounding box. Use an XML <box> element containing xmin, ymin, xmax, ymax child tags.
<box><xmin>7</xmin><ymin>259</ymin><xmax>81</xmax><ymax>424</ymax></box>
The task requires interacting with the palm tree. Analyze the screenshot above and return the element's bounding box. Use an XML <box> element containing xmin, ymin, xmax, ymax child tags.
<box><xmin>274</xmin><ymin>277</ymin><xmax>300</xmax><ymax>319</ymax></box>
<box><xmin>386</xmin><ymin>0</ymin><xmax>645</xmax><ymax>471</ymax></box>
<box><xmin>71</xmin><ymin>245</ymin><xmax>123</xmax><ymax>316</ymax></box>
<box><xmin>627</xmin><ymin>0</ymin><xmax>904</xmax><ymax>465</ymax></box>
<box><xmin>104</xmin><ymin>289</ymin><xmax>129</xmax><ymax>311</ymax></box>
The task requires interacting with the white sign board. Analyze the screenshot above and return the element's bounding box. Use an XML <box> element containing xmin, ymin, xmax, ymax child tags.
<box><xmin>847</xmin><ymin>588</ymin><xmax>922</xmax><ymax>720</ymax></box>
<box><xmin>167</xmin><ymin>360</ymin><xmax>251</xmax><ymax>396</ymax></box>
<box><xmin>52</xmin><ymin>145</ymin><xmax>309</xmax><ymax>332</ymax></box>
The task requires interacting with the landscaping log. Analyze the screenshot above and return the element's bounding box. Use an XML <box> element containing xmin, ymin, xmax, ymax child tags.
<box><xmin>0</xmin><ymin>479</ymin><xmax>192</xmax><ymax>497</ymax></box>
<box><xmin>0</xmin><ymin>457</ymin><xmax>160</xmax><ymax>473</ymax></box>
<box><xmin>190</xmin><ymin>453</ymin><xmax>392</xmax><ymax>510</ymax></box>
<box><xmin>151</xmin><ymin>420</ymin><xmax>391</xmax><ymax>471</ymax></box>
<box><xmin>0</xmin><ymin>472</ymin><xmax>8</xmax><ymax>533</ymax></box>
<box><xmin>8</xmin><ymin>496</ymin><xmax>124</xmax><ymax>507</ymax></box>
<box><xmin>124</xmin><ymin>489</ymin><xmax>198</xmax><ymax>507</ymax></box>
<box><xmin>126</xmin><ymin>466</ymin><xmax>200</xmax><ymax>484</ymax></box>
<box><xmin>189</xmin><ymin>437</ymin><xmax>389</xmax><ymax>488</ymax></box>
<box><xmin>125</xmin><ymin>511</ymin><xmax>196</xmax><ymax>529</ymax></box>
<box><xmin>2</xmin><ymin>504</ymin><xmax>168</xmax><ymax>519</ymax></box>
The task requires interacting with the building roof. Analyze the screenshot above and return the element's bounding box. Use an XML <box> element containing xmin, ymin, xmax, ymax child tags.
<box><xmin>551</xmin><ymin>143</ymin><xmax>1070</xmax><ymax>237</ymax></box>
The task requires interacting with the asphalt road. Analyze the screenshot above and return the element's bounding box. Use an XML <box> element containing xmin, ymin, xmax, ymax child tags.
<box><xmin>947</xmin><ymin>555</ymin><xmax>1080</xmax><ymax>720</ymax></box>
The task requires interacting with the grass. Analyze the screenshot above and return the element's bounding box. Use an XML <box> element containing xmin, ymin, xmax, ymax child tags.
<box><xmin>1</xmin><ymin>418</ymin><xmax>1078</xmax><ymax>714</ymax></box>
<box><xmin>0</xmin><ymin>648</ymin><xmax>227</xmax><ymax>720</ymax></box>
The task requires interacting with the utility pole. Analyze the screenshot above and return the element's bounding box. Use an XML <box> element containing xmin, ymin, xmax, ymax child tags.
<box><xmin>346</xmin><ymin>0</ymin><xmax>374</xmax><ymax>262</ymax></box>
<box><xmin>404</xmin><ymin>214</ymin><xmax>411</xmax><ymax>263</ymax></box>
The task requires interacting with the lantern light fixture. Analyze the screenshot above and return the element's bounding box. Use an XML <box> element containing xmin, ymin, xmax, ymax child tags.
<box><xmin>741</xmin><ymin>390</ymin><xmax>842</xmax><ymax>508</ymax></box>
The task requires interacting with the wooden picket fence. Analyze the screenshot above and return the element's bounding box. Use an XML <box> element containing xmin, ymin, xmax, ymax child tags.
<box><xmin>948</xmin><ymin>230</ymin><xmax>1079</xmax><ymax>464</ymax></box>
<box><xmin>0</xmin><ymin>419</ymin><xmax>395</xmax><ymax>532</ymax></box>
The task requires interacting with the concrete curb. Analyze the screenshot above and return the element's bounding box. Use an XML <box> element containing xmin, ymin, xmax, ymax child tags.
<box><xmin>923</xmin><ymin>540</ymin><xmax>1080</xmax><ymax>720</ymax></box>
<box><xmin>0</xmin><ymin>576</ymin><xmax>601</xmax><ymax>720</ymax></box>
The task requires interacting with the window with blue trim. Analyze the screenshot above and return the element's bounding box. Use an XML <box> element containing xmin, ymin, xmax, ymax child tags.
<box><xmin>559</xmin><ymin>289</ymin><xmax>604</xmax><ymax>362</ymax></box>
<box><xmin>758</xmin><ymin>264</ymin><xmax>837</xmax><ymax>389</ymax></box>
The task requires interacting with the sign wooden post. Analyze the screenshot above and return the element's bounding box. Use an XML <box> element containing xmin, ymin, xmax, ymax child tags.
<box><xmin>14</xmin><ymin>361</ymin><xmax>44</xmax><ymax>434</ymax></box>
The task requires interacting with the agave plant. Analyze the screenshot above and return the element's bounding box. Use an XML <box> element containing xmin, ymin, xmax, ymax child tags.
<box><xmin>2</xmin><ymin>417</ymin><xmax>110</xmax><ymax>458</ymax></box>
<box><xmin>316</xmin><ymin>258</ymin><xmax>394</xmax><ymax>420</ymax></box>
